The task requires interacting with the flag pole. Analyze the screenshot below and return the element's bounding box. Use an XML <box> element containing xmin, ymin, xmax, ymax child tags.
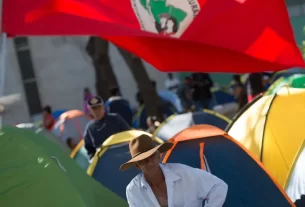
<box><xmin>0</xmin><ymin>32</ymin><xmax>8</xmax><ymax>128</ymax></box>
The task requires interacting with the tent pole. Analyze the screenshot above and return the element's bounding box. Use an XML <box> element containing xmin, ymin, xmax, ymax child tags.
<box><xmin>0</xmin><ymin>32</ymin><xmax>8</xmax><ymax>128</ymax></box>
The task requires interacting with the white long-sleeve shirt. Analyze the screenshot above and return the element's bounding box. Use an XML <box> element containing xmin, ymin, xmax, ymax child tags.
<box><xmin>126</xmin><ymin>163</ymin><xmax>228</xmax><ymax>207</ymax></box>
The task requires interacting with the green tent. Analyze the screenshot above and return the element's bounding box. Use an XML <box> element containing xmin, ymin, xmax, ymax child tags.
<box><xmin>266</xmin><ymin>74</ymin><xmax>305</xmax><ymax>95</ymax></box>
<box><xmin>15</xmin><ymin>123</ymin><xmax>70</xmax><ymax>153</ymax></box>
<box><xmin>0</xmin><ymin>126</ymin><xmax>127</xmax><ymax>207</ymax></box>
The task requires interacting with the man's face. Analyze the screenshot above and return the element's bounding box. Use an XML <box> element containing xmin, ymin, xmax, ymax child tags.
<box><xmin>89</xmin><ymin>105</ymin><xmax>105</xmax><ymax>120</ymax></box>
<box><xmin>136</xmin><ymin>152</ymin><xmax>159</xmax><ymax>174</ymax></box>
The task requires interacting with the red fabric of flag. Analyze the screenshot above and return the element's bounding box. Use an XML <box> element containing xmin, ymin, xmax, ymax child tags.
<box><xmin>2</xmin><ymin>0</ymin><xmax>304</xmax><ymax>72</ymax></box>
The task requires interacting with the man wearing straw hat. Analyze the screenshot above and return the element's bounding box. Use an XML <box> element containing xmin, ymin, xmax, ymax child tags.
<box><xmin>120</xmin><ymin>134</ymin><xmax>228</xmax><ymax>207</ymax></box>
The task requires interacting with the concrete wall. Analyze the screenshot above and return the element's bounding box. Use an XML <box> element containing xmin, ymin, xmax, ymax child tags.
<box><xmin>1</xmin><ymin>36</ymin><xmax>167</xmax><ymax>125</ymax></box>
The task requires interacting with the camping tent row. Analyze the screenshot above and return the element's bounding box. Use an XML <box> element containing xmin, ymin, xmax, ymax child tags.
<box><xmin>17</xmin><ymin>110</ymin><xmax>91</xmax><ymax>151</ymax></box>
<box><xmin>132</xmin><ymin>89</ymin><xmax>236</xmax><ymax>129</ymax></box>
<box><xmin>227</xmin><ymin>87</ymin><xmax>305</xmax><ymax>205</ymax></box>
<box><xmin>70</xmin><ymin>110</ymin><xmax>231</xmax><ymax>171</ymax></box>
<box><xmin>154</xmin><ymin>110</ymin><xmax>231</xmax><ymax>141</ymax></box>
<box><xmin>0</xmin><ymin>126</ymin><xmax>127</xmax><ymax>206</ymax></box>
<box><xmin>73</xmin><ymin>126</ymin><xmax>295</xmax><ymax>206</ymax></box>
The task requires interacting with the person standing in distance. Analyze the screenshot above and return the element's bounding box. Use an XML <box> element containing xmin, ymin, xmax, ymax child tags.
<box><xmin>83</xmin><ymin>96</ymin><xmax>131</xmax><ymax>158</ymax></box>
<box><xmin>165</xmin><ymin>73</ymin><xmax>180</xmax><ymax>93</ymax></box>
<box><xmin>121</xmin><ymin>134</ymin><xmax>228</xmax><ymax>207</ymax></box>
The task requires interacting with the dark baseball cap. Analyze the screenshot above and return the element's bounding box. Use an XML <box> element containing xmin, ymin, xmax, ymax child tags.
<box><xmin>87</xmin><ymin>96</ymin><xmax>104</xmax><ymax>107</ymax></box>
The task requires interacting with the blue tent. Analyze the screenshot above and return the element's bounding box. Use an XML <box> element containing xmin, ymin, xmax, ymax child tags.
<box><xmin>87</xmin><ymin>130</ymin><xmax>163</xmax><ymax>200</ymax></box>
<box><xmin>158</xmin><ymin>90</ymin><xmax>183</xmax><ymax>113</ymax></box>
<box><xmin>162</xmin><ymin>125</ymin><xmax>295</xmax><ymax>207</ymax></box>
<box><xmin>212</xmin><ymin>90</ymin><xmax>236</xmax><ymax>105</ymax></box>
<box><xmin>132</xmin><ymin>99</ymin><xmax>177</xmax><ymax>129</ymax></box>
<box><xmin>154</xmin><ymin>110</ymin><xmax>231</xmax><ymax>141</ymax></box>
<box><xmin>52</xmin><ymin>109</ymin><xmax>68</xmax><ymax>120</ymax></box>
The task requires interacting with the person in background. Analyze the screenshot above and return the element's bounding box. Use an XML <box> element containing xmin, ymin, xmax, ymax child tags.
<box><xmin>136</xmin><ymin>80</ymin><xmax>158</xmax><ymax>107</ymax></box>
<box><xmin>232</xmin><ymin>75</ymin><xmax>248</xmax><ymax>110</ymax></box>
<box><xmin>164</xmin><ymin>73</ymin><xmax>180</xmax><ymax>93</ymax></box>
<box><xmin>83</xmin><ymin>96</ymin><xmax>131</xmax><ymax>158</ymax></box>
<box><xmin>192</xmin><ymin>73</ymin><xmax>214</xmax><ymax>110</ymax></box>
<box><xmin>246</xmin><ymin>73</ymin><xmax>265</xmax><ymax>102</ymax></box>
<box><xmin>262</xmin><ymin>72</ymin><xmax>273</xmax><ymax>90</ymax></box>
<box><xmin>42</xmin><ymin>105</ymin><xmax>55</xmax><ymax>131</ymax></box>
<box><xmin>146</xmin><ymin>116</ymin><xmax>161</xmax><ymax>134</ymax></box>
<box><xmin>177</xmin><ymin>76</ymin><xmax>194</xmax><ymax>112</ymax></box>
<box><xmin>121</xmin><ymin>134</ymin><xmax>228</xmax><ymax>207</ymax></box>
<box><xmin>66</xmin><ymin>137</ymin><xmax>77</xmax><ymax>150</ymax></box>
<box><xmin>105</xmin><ymin>87</ymin><xmax>133</xmax><ymax>126</ymax></box>
<box><xmin>83</xmin><ymin>88</ymin><xmax>93</xmax><ymax>115</ymax></box>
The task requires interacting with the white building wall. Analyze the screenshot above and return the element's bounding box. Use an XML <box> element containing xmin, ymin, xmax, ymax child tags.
<box><xmin>2</xmin><ymin>36</ymin><xmax>167</xmax><ymax>125</ymax></box>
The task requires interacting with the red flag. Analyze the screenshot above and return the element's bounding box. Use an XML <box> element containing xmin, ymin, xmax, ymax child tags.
<box><xmin>2</xmin><ymin>0</ymin><xmax>304</xmax><ymax>72</ymax></box>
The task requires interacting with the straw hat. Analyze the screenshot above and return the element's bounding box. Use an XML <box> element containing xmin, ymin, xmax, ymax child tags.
<box><xmin>120</xmin><ymin>134</ymin><xmax>173</xmax><ymax>171</ymax></box>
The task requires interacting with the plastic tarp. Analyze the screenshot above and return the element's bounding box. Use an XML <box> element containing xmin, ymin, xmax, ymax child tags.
<box><xmin>155</xmin><ymin>110</ymin><xmax>230</xmax><ymax>141</ymax></box>
<box><xmin>227</xmin><ymin>87</ymin><xmax>305</xmax><ymax>203</ymax></box>
<box><xmin>0</xmin><ymin>126</ymin><xmax>127</xmax><ymax>207</ymax></box>
<box><xmin>163</xmin><ymin>125</ymin><xmax>294</xmax><ymax>206</ymax></box>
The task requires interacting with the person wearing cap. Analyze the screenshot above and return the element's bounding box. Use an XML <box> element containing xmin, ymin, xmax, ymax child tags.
<box><xmin>104</xmin><ymin>87</ymin><xmax>133</xmax><ymax>126</ymax></box>
<box><xmin>83</xmin><ymin>96</ymin><xmax>131</xmax><ymax>158</ymax></box>
<box><xmin>120</xmin><ymin>134</ymin><xmax>228</xmax><ymax>207</ymax></box>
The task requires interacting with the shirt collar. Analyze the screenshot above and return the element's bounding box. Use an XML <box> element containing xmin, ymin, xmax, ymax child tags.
<box><xmin>140</xmin><ymin>164</ymin><xmax>181</xmax><ymax>188</ymax></box>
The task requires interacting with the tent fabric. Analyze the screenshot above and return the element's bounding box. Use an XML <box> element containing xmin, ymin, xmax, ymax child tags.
<box><xmin>15</xmin><ymin>123</ymin><xmax>70</xmax><ymax>153</ymax></box>
<box><xmin>158</xmin><ymin>90</ymin><xmax>183</xmax><ymax>113</ymax></box>
<box><xmin>87</xmin><ymin>130</ymin><xmax>163</xmax><ymax>200</ymax></box>
<box><xmin>227</xmin><ymin>87</ymin><xmax>305</xmax><ymax>203</ymax></box>
<box><xmin>133</xmin><ymin>100</ymin><xmax>177</xmax><ymax>129</ymax></box>
<box><xmin>266</xmin><ymin>74</ymin><xmax>305</xmax><ymax>96</ymax></box>
<box><xmin>71</xmin><ymin>130</ymin><xmax>163</xmax><ymax>171</ymax></box>
<box><xmin>162</xmin><ymin>125</ymin><xmax>294</xmax><ymax>207</ymax></box>
<box><xmin>269</xmin><ymin>69</ymin><xmax>305</xmax><ymax>84</ymax></box>
<box><xmin>286</xmin><ymin>144</ymin><xmax>305</xmax><ymax>203</ymax></box>
<box><xmin>0</xmin><ymin>126</ymin><xmax>127</xmax><ymax>207</ymax></box>
<box><xmin>2</xmin><ymin>0</ymin><xmax>304</xmax><ymax>73</ymax></box>
<box><xmin>70</xmin><ymin>139</ymin><xmax>91</xmax><ymax>171</ymax></box>
<box><xmin>52</xmin><ymin>109</ymin><xmax>68</xmax><ymax>120</ymax></box>
<box><xmin>52</xmin><ymin>110</ymin><xmax>91</xmax><ymax>145</ymax></box>
<box><xmin>212</xmin><ymin>89</ymin><xmax>236</xmax><ymax>105</ymax></box>
<box><xmin>154</xmin><ymin>110</ymin><xmax>230</xmax><ymax>141</ymax></box>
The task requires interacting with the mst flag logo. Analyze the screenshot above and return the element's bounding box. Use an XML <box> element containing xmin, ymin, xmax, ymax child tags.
<box><xmin>131</xmin><ymin>0</ymin><xmax>201</xmax><ymax>38</ymax></box>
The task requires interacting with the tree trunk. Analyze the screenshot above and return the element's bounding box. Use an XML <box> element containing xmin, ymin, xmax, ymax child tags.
<box><xmin>117</xmin><ymin>48</ymin><xmax>164</xmax><ymax>121</ymax></box>
<box><xmin>86</xmin><ymin>37</ymin><xmax>119</xmax><ymax>100</ymax></box>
